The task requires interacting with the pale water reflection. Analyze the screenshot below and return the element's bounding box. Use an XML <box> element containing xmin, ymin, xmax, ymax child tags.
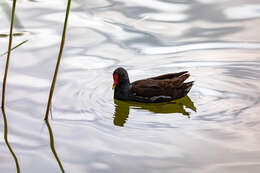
<box><xmin>1</xmin><ymin>0</ymin><xmax>260</xmax><ymax>173</ymax></box>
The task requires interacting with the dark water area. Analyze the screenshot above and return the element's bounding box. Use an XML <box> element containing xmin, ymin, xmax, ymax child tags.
<box><xmin>0</xmin><ymin>0</ymin><xmax>260</xmax><ymax>173</ymax></box>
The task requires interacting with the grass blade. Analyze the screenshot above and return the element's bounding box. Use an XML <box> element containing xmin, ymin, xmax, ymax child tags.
<box><xmin>0</xmin><ymin>40</ymin><xmax>28</xmax><ymax>57</ymax></box>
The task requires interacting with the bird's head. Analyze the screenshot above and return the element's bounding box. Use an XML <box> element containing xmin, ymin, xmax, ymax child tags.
<box><xmin>112</xmin><ymin>67</ymin><xmax>130</xmax><ymax>89</ymax></box>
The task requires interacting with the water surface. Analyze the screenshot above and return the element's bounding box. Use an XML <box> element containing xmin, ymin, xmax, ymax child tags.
<box><xmin>1</xmin><ymin>0</ymin><xmax>260</xmax><ymax>173</ymax></box>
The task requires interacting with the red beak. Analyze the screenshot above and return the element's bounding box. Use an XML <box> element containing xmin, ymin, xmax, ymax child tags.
<box><xmin>112</xmin><ymin>74</ymin><xmax>118</xmax><ymax>90</ymax></box>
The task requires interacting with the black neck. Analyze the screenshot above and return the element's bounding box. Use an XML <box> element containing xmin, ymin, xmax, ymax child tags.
<box><xmin>114</xmin><ymin>82</ymin><xmax>130</xmax><ymax>100</ymax></box>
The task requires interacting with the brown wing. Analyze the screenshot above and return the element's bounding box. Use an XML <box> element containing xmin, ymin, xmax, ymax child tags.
<box><xmin>131</xmin><ymin>72</ymin><xmax>191</xmax><ymax>97</ymax></box>
<box><xmin>150</xmin><ymin>71</ymin><xmax>188</xmax><ymax>80</ymax></box>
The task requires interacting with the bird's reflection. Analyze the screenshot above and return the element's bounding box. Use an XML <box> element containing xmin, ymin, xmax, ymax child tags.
<box><xmin>113</xmin><ymin>96</ymin><xmax>196</xmax><ymax>127</ymax></box>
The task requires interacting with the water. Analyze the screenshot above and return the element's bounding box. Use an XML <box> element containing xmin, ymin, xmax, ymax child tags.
<box><xmin>1</xmin><ymin>0</ymin><xmax>260</xmax><ymax>172</ymax></box>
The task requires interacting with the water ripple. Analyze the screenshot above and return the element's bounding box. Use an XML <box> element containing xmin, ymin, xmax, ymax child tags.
<box><xmin>1</xmin><ymin>0</ymin><xmax>260</xmax><ymax>173</ymax></box>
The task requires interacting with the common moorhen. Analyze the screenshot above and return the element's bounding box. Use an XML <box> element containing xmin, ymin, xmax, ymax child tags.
<box><xmin>112</xmin><ymin>67</ymin><xmax>194</xmax><ymax>103</ymax></box>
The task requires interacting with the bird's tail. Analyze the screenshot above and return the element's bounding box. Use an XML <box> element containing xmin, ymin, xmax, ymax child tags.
<box><xmin>183</xmin><ymin>81</ymin><xmax>194</xmax><ymax>95</ymax></box>
<box><xmin>174</xmin><ymin>73</ymin><xmax>190</xmax><ymax>87</ymax></box>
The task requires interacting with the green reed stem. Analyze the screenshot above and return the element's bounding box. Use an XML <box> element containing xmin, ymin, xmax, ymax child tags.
<box><xmin>45</xmin><ymin>119</ymin><xmax>65</xmax><ymax>173</ymax></box>
<box><xmin>1</xmin><ymin>109</ymin><xmax>20</xmax><ymax>173</ymax></box>
<box><xmin>44</xmin><ymin>0</ymin><xmax>72</xmax><ymax>120</ymax></box>
<box><xmin>1</xmin><ymin>1</ymin><xmax>20</xmax><ymax>173</ymax></box>
<box><xmin>2</xmin><ymin>0</ymin><xmax>16</xmax><ymax>108</ymax></box>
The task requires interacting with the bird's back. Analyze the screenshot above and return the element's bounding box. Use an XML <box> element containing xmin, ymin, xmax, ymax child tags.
<box><xmin>130</xmin><ymin>71</ymin><xmax>193</xmax><ymax>101</ymax></box>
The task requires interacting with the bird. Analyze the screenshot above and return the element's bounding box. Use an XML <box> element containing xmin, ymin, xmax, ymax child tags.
<box><xmin>112</xmin><ymin>67</ymin><xmax>194</xmax><ymax>103</ymax></box>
